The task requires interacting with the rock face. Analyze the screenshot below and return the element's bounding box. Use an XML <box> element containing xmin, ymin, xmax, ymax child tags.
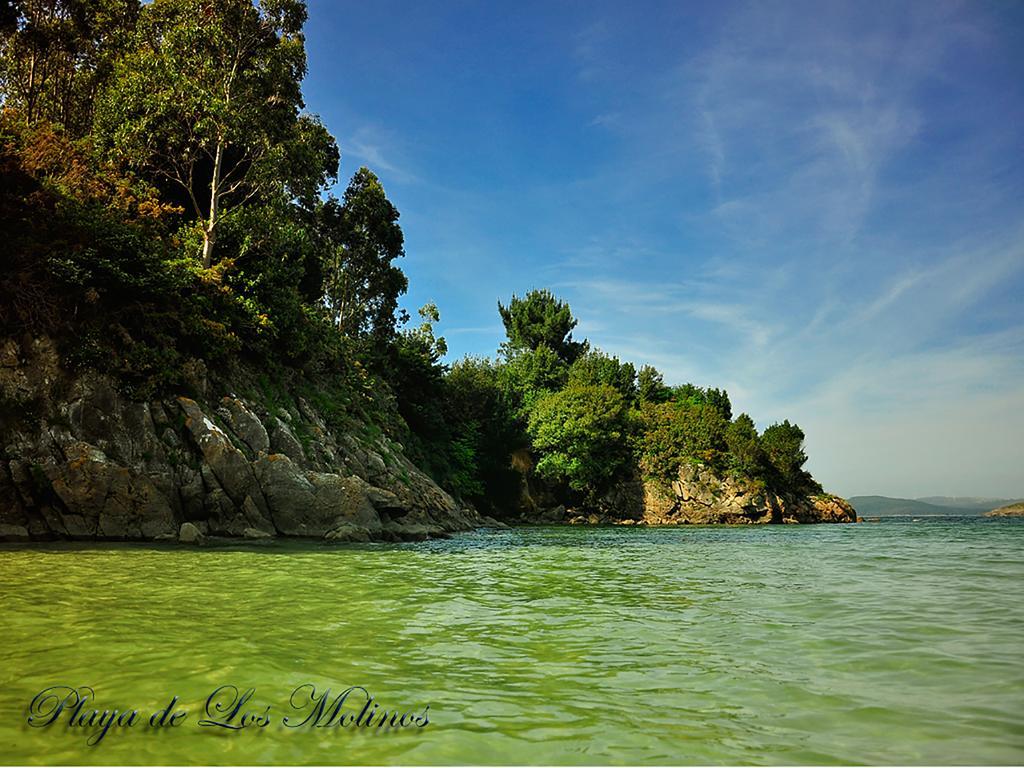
<box><xmin>639</xmin><ymin>464</ymin><xmax>855</xmax><ymax>524</ymax></box>
<box><xmin>0</xmin><ymin>337</ymin><xmax>482</xmax><ymax>542</ymax></box>
<box><xmin>522</xmin><ymin>463</ymin><xmax>856</xmax><ymax>526</ymax></box>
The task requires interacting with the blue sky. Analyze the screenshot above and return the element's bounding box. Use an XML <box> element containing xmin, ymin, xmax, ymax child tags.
<box><xmin>301</xmin><ymin>0</ymin><xmax>1024</xmax><ymax>499</ymax></box>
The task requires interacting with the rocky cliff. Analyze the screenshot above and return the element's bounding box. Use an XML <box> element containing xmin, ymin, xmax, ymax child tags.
<box><xmin>1</xmin><ymin>336</ymin><xmax>855</xmax><ymax>542</ymax></box>
<box><xmin>519</xmin><ymin>463</ymin><xmax>856</xmax><ymax>525</ymax></box>
<box><xmin>0</xmin><ymin>336</ymin><xmax>486</xmax><ymax>542</ymax></box>
<box><xmin>638</xmin><ymin>463</ymin><xmax>856</xmax><ymax>524</ymax></box>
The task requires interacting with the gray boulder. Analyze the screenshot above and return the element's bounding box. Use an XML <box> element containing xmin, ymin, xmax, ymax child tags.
<box><xmin>178</xmin><ymin>522</ymin><xmax>204</xmax><ymax>544</ymax></box>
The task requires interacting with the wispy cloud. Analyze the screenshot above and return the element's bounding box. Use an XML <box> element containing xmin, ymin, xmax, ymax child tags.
<box><xmin>342</xmin><ymin>125</ymin><xmax>421</xmax><ymax>186</ymax></box>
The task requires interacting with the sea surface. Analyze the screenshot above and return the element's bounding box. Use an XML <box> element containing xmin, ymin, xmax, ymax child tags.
<box><xmin>1</xmin><ymin>518</ymin><xmax>1022</xmax><ymax>765</ymax></box>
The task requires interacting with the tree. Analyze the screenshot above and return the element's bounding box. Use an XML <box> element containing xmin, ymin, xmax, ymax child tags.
<box><xmin>498</xmin><ymin>288</ymin><xmax>587</xmax><ymax>363</ymax></box>
<box><xmin>389</xmin><ymin>303</ymin><xmax>446</xmax><ymax>436</ymax></box>
<box><xmin>321</xmin><ymin>167</ymin><xmax>407</xmax><ymax>340</ymax></box>
<box><xmin>760</xmin><ymin>420</ymin><xmax>808</xmax><ymax>488</ymax></box>
<box><xmin>211</xmin><ymin>200</ymin><xmax>329</xmax><ymax>364</ymax></box>
<box><xmin>639</xmin><ymin>399</ymin><xmax>728</xmax><ymax>482</ymax></box>
<box><xmin>704</xmin><ymin>387</ymin><xmax>732</xmax><ymax>421</ymax></box>
<box><xmin>567</xmin><ymin>348</ymin><xmax>636</xmax><ymax>402</ymax></box>
<box><xmin>637</xmin><ymin>364</ymin><xmax>671</xmax><ymax>404</ymax></box>
<box><xmin>498</xmin><ymin>343</ymin><xmax>568</xmax><ymax>419</ymax></box>
<box><xmin>725</xmin><ymin>413</ymin><xmax>766</xmax><ymax>478</ymax></box>
<box><xmin>442</xmin><ymin>356</ymin><xmax>523</xmax><ymax>511</ymax></box>
<box><xmin>403</xmin><ymin>302</ymin><xmax>446</xmax><ymax>361</ymax></box>
<box><xmin>672</xmin><ymin>382</ymin><xmax>732</xmax><ymax>420</ymax></box>
<box><xmin>93</xmin><ymin>0</ymin><xmax>337</xmax><ymax>267</ymax></box>
<box><xmin>0</xmin><ymin>0</ymin><xmax>140</xmax><ymax>134</ymax></box>
<box><xmin>527</xmin><ymin>383</ymin><xmax>633</xmax><ymax>496</ymax></box>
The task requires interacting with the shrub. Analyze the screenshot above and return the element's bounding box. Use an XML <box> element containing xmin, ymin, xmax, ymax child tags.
<box><xmin>527</xmin><ymin>383</ymin><xmax>633</xmax><ymax>496</ymax></box>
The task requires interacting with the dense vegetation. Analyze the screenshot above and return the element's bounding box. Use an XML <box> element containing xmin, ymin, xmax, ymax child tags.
<box><xmin>1</xmin><ymin>0</ymin><xmax>818</xmax><ymax>518</ymax></box>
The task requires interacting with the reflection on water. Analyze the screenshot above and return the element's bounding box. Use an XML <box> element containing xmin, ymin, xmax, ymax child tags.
<box><xmin>1</xmin><ymin>519</ymin><xmax>1022</xmax><ymax>765</ymax></box>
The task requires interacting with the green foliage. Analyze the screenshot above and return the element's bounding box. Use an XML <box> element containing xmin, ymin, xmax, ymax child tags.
<box><xmin>527</xmin><ymin>383</ymin><xmax>633</xmax><ymax>497</ymax></box>
<box><xmin>567</xmin><ymin>349</ymin><xmax>637</xmax><ymax>402</ymax></box>
<box><xmin>92</xmin><ymin>0</ymin><xmax>338</xmax><ymax>266</ymax></box>
<box><xmin>444</xmin><ymin>422</ymin><xmax>485</xmax><ymax>499</ymax></box>
<box><xmin>389</xmin><ymin>303</ymin><xmax>448</xmax><ymax>432</ymax></box>
<box><xmin>385</xmin><ymin>304</ymin><xmax>454</xmax><ymax>484</ymax></box>
<box><xmin>0</xmin><ymin>112</ymin><xmax>331</xmax><ymax>396</ymax></box>
<box><xmin>0</xmin><ymin>0</ymin><xmax>140</xmax><ymax>135</ymax></box>
<box><xmin>212</xmin><ymin>202</ymin><xmax>348</xmax><ymax>370</ymax></box>
<box><xmin>403</xmin><ymin>303</ymin><xmax>447</xmax><ymax>361</ymax></box>
<box><xmin>443</xmin><ymin>356</ymin><xmax>522</xmax><ymax>511</ymax></box>
<box><xmin>321</xmin><ymin>168</ymin><xmax>408</xmax><ymax>342</ymax></box>
<box><xmin>703</xmin><ymin>388</ymin><xmax>732</xmax><ymax>421</ymax></box>
<box><xmin>498</xmin><ymin>289</ymin><xmax>587</xmax><ymax>363</ymax></box>
<box><xmin>637</xmin><ymin>364</ymin><xmax>671</xmax><ymax>404</ymax></box>
<box><xmin>498</xmin><ymin>344</ymin><xmax>567</xmax><ymax>419</ymax></box>
<box><xmin>672</xmin><ymin>383</ymin><xmax>732</xmax><ymax>420</ymax></box>
<box><xmin>639</xmin><ymin>400</ymin><xmax>728</xmax><ymax>483</ymax></box>
<box><xmin>725</xmin><ymin>413</ymin><xmax>767</xmax><ymax>478</ymax></box>
<box><xmin>384</xmin><ymin>315</ymin><xmax>515</xmax><ymax>506</ymax></box>
<box><xmin>760</xmin><ymin>420</ymin><xmax>809</xmax><ymax>487</ymax></box>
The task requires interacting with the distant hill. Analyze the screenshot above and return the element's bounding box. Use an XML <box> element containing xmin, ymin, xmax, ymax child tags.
<box><xmin>917</xmin><ymin>496</ymin><xmax>1024</xmax><ymax>512</ymax></box>
<box><xmin>848</xmin><ymin>496</ymin><xmax>971</xmax><ymax>516</ymax></box>
<box><xmin>848</xmin><ymin>495</ymin><xmax>1024</xmax><ymax>517</ymax></box>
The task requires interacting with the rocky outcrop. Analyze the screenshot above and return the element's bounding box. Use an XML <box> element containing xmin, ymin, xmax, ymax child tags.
<box><xmin>985</xmin><ymin>502</ymin><xmax>1024</xmax><ymax>518</ymax></box>
<box><xmin>0</xmin><ymin>336</ymin><xmax>482</xmax><ymax>542</ymax></box>
<box><xmin>807</xmin><ymin>494</ymin><xmax>858</xmax><ymax>524</ymax></box>
<box><xmin>523</xmin><ymin>463</ymin><xmax>856</xmax><ymax>526</ymax></box>
<box><xmin>636</xmin><ymin>464</ymin><xmax>854</xmax><ymax>524</ymax></box>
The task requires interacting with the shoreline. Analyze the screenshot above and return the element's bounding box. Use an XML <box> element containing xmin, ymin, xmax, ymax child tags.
<box><xmin>0</xmin><ymin>516</ymin><xmax>888</xmax><ymax>548</ymax></box>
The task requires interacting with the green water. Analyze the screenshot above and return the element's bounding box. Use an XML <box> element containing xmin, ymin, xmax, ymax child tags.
<box><xmin>1</xmin><ymin>519</ymin><xmax>1022</xmax><ymax>765</ymax></box>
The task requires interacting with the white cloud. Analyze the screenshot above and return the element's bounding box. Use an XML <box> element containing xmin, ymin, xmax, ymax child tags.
<box><xmin>342</xmin><ymin>125</ymin><xmax>421</xmax><ymax>186</ymax></box>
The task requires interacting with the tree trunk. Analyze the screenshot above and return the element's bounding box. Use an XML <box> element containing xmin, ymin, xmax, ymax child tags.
<box><xmin>203</xmin><ymin>141</ymin><xmax>225</xmax><ymax>268</ymax></box>
<box><xmin>26</xmin><ymin>49</ymin><xmax>37</xmax><ymax>124</ymax></box>
<box><xmin>202</xmin><ymin>228</ymin><xmax>215</xmax><ymax>269</ymax></box>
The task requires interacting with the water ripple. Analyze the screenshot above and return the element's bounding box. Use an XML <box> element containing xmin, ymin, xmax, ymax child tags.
<box><xmin>1</xmin><ymin>519</ymin><xmax>1022</xmax><ymax>764</ymax></box>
